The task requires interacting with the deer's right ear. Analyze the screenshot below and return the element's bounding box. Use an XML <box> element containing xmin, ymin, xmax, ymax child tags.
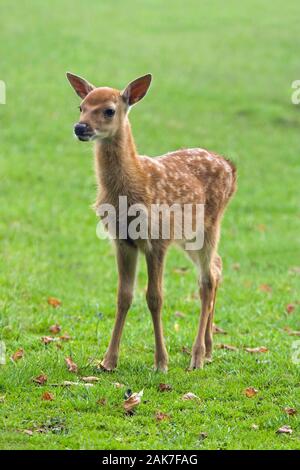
<box><xmin>121</xmin><ymin>74</ymin><xmax>152</xmax><ymax>106</ymax></box>
<box><xmin>66</xmin><ymin>72</ymin><xmax>95</xmax><ymax>99</ymax></box>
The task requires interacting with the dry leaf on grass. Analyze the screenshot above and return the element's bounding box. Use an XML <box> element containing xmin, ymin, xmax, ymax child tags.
<box><xmin>65</xmin><ymin>356</ymin><xmax>78</xmax><ymax>373</ymax></box>
<box><xmin>155</xmin><ymin>411</ymin><xmax>170</xmax><ymax>421</ymax></box>
<box><xmin>112</xmin><ymin>382</ymin><xmax>124</xmax><ymax>389</ymax></box>
<box><xmin>284</xmin><ymin>407</ymin><xmax>297</xmax><ymax>416</ymax></box>
<box><xmin>41</xmin><ymin>391</ymin><xmax>54</xmax><ymax>401</ymax></box>
<box><xmin>97</xmin><ymin>398</ymin><xmax>107</xmax><ymax>406</ymax></box>
<box><xmin>11</xmin><ymin>348</ymin><xmax>24</xmax><ymax>361</ymax></box>
<box><xmin>259</xmin><ymin>284</ymin><xmax>272</xmax><ymax>293</ymax></box>
<box><xmin>244</xmin><ymin>387</ymin><xmax>258</xmax><ymax>398</ymax></box>
<box><xmin>251</xmin><ymin>424</ymin><xmax>259</xmax><ymax>430</ymax></box>
<box><xmin>47</xmin><ymin>297</ymin><xmax>62</xmax><ymax>308</ymax></box>
<box><xmin>199</xmin><ymin>432</ymin><xmax>208</xmax><ymax>440</ymax></box>
<box><xmin>49</xmin><ymin>324</ymin><xmax>61</xmax><ymax>334</ymax></box>
<box><xmin>289</xmin><ymin>266</ymin><xmax>300</xmax><ymax>275</ymax></box>
<box><xmin>0</xmin><ymin>395</ymin><xmax>6</xmax><ymax>403</ymax></box>
<box><xmin>124</xmin><ymin>390</ymin><xmax>143</xmax><ymax>414</ymax></box>
<box><xmin>174</xmin><ymin>311</ymin><xmax>186</xmax><ymax>318</ymax></box>
<box><xmin>41</xmin><ymin>336</ymin><xmax>57</xmax><ymax>345</ymax></box>
<box><xmin>283</xmin><ymin>327</ymin><xmax>300</xmax><ymax>336</ymax></box>
<box><xmin>81</xmin><ymin>376</ymin><xmax>100</xmax><ymax>383</ymax></box>
<box><xmin>276</xmin><ymin>425</ymin><xmax>292</xmax><ymax>434</ymax></box>
<box><xmin>24</xmin><ymin>429</ymin><xmax>33</xmax><ymax>436</ymax></box>
<box><xmin>212</xmin><ymin>324</ymin><xmax>227</xmax><ymax>335</ymax></box>
<box><xmin>60</xmin><ymin>334</ymin><xmax>71</xmax><ymax>341</ymax></box>
<box><xmin>181</xmin><ymin>346</ymin><xmax>191</xmax><ymax>355</ymax></box>
<box><xmin>158</xmin><ymin>383</ymin><xmax>172</xmax><ymax>392</ymax></box>
<box><xmin>182</xmin><ymin>392</ymin><xmax>200</xmax><ymax>401</ymax></box>
<box><xmin>216</xmin><ymin>343</ymin><xmax>238</xmax><ymax>351</ymax></box>
<box><xmin>33</xmin><ymin>374</ymin><xmax>48</xmax><ymax>385</ymax></box>
<box><xmin>286</xmin><ymin>304</ymin><xmax>295</xmax><ymax>314</ymax></box>
<box><xmin>245</xmin><ymin>346</ymin><xmax>268</xmax><ymax>353</ymax></box>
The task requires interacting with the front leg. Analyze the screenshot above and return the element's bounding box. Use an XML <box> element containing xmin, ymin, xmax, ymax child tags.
<box><xmin>101</xmin><ymin>241</ymin><xmax>138</xmax><ymax>371</ymax></box>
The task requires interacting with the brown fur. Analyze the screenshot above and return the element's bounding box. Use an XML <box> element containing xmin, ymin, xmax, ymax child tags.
<box><xmin>67</xmin><ymin>72</ymin><xmax>237</xmax><ymax>371</ymax></box>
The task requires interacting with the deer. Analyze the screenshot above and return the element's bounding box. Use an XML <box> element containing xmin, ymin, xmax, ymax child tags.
<box><xmin>66</xmin><ymin>72</ymin><xmax>237</xmax><ymax>372</ymax></box>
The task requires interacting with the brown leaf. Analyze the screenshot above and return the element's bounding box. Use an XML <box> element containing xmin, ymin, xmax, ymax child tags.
<box><xmin>174</xmin><ymin>311</ymin><xmax>186</xmax><ymax>318</ymax></box>
<box><xmin>251</xmin><ymin>424</ymin><xmax>259</xmax><ymax>430</ymax></box>
<box><xmin>284</xmin><ymin>407</ymin><xmax>297</xmax><ymax>416</ymax></box>
<box><xmin>47</xmin><ymin>297</ymin><xmax>62</xmax><ymax>308</ymax></box>
<box><xmin>124</xmin><ymin>390</ymin><xmax>143</xmax><ymax>414</ymax></box>
<box><xmin>158</xmin><ymin>383</ymin><xmax>172</xmax><ymax>392</ymax></box>
<box><xmin>216</xmin><ymin>343</ymin><xmax>238</xmax><ymax>351</ymax></box>
<box><xmin>244</xmin><ymin>387</ymin><xmax>258</xmax><ymax>398</ymax></box>
<box><xmin>24</xmin><ymin>429</ymin><xmax>33</xmax><ymax>436</ymax></box>
<box><xmin>60</xmin><ymin>333</ymin><xmax>71</xmax><ymax>341</ymax></box>
<box><xmin>97</xmin><ymin>398</ymin><xmax>107</xmax><ymax>406</ymax></box>
<box><xmin>11</xmin><ymin>348</ymin><xmax>24</xmax><ymax>361</ymax></box>
<box><xmin>112</xmin><ymin>382</ymin><xmax>125</xmax><ymax>389</ymax></box>
<box><xmin>286</xmin><ymin>304</ymin><xmax>295</xmax><ymax>314</ymax></box>
<box><xmin>182</xmin><ymin>392</ymin><xmax>200</xmax><ymax>401</ymax></box>
<box><xmin>33</xmin><ymin>374</ymin><xmax>48</xmax><ymax>385</ymax></box>
<box><xmin>212</xmin><ymin>324</ymin><xmax>227</xmax><ymax>335</ymax></box>
<box><xmin>199</xmin><ymin>432</ymin><xmax>208</xmax><ymax>440</ymax></box>
<box><xmin>65</xmin><ymin>356</ymin><xmax>78</xmax><ymax>373</ymax></box>
<box><xmin>259</xmin><ymin>284</ymin><xmax>272</xmax><ymax>293</ymax></box>
<box><xmin>286</xmin><ymin>328</ymin><xmax>300</xmax><ymax>336</ymax></box>
<box><xmin>0</xmin><ymin>395</ymin><xmax>6</xmax><ymax>403</ymax></box>
<box><xmin>276</xmin><ymin>425</ymin><xmax>292</xmax><ymax>434</ymax></box>
<box><xmin>41</xmin><ymin>336</ymin><xmax>56</xmax><ymax>345</ymax></box>
<box><xmin>81</xmin><ymin>376</ymin><xmax>100</xmax><ymax>383</ymax></box>
<box><xmin>49</xmin><ymin>323</ymin><xmax>61</xmax><ymax>334</ymax></box>
<box><xmin>155</xmin><ymin>411</ymin><xmax>170</xmax><ymax>421</ymax></box>
<box><xmin>41</xmin><ymin>391</ymin><xmax>54</xmax><ymax>401</ymax></box>
<box><xmin>245</xmin><ymin>346</ymin><xmax>268</xmax><ymax>354</ymax></box>
<box><xmin>181</xmin><ymin>346</ymin><xmax>191</xmax><ymax>355</ymax></box>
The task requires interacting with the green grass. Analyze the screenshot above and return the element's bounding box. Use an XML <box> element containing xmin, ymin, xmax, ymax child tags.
<box><xmin>0</xmin><ymin>0</ymin><xmax>300</xmax><ymax>450</ymax></box>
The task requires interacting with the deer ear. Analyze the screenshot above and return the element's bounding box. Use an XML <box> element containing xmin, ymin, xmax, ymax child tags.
<box><xmin>121</xmin><ymin>74</ymin><xmax>152</xmax><ymax>106</ymax></box>
<box><xmin>66</xmin><ymin>72</ymin><xmax>95</xmax><ymax>99</ymax></box>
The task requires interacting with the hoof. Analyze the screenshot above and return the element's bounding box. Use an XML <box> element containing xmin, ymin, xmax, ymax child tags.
<box><xmin>99</xmin><ymin>359</ymin><xmax>117</xmax><ymax>372</ymax></box>
<box><xmin>154</xmin><ymin>363</ymin><xmax>168</xmax><ymax>373</ymax></box>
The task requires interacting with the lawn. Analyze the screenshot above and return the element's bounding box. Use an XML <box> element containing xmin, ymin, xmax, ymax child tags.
<box><xmin>0</xmin><ymin>0</ymin><xmax>300</xmax><ymax>450</ymax></box>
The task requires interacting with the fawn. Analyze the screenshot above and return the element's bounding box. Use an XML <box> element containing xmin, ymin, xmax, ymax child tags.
<box><xmin>66</xmin><ymin>72</ymin><xmax>237</xmax><ymax>371</ymax></box>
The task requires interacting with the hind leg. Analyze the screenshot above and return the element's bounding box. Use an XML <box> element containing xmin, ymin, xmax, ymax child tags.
<box><xmin>204</xmin><ymin>254</ymin><xmax>222</xmax><ymax>362</ymax></box>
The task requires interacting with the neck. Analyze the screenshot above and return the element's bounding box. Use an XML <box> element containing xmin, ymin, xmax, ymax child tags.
<box><xmin>94</xmin><ymin>119</ymin><xmax>145</xmax><ymax>204</ymax></box>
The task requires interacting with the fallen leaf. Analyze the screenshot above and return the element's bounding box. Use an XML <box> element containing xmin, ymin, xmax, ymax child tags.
<box><xmin>97</xmin><ymin>398</ymin><xmax>107</xmax><ymax>406</ymax></box>
<box><xmin>181</xmin><ymin>346</ymin><xmax>191</xmax><ymax>355</ymax></box>
<box><xmin>182</xmin><ymin>392</ymin><xmax>200</xmax><ymax>401</ymax></box>
<box><xmin>284</xmin><ymin>407</ymin><xmax>297</xmax><ymax>416</ymax></box>
<box><xmin>33</xmin><ymin>374</ymin><xmax>48</xmax><ymax>385</ymax></box>
<box><xmin>276</xmin><ymin>425</ymin><xmax>292</xmax><ymax>434</ymax></box>
<box><xmin>65</xmin><ymin>356</ymin><xmax>78</xmax><ymax>373</ymax></box>
<box><xmin>285</xmin><ymin>328</ymin><xmax>300</xmax><ymax>336</ymax></box>
<box><xmin>81</xmin><ymin>376</ymin><xmax>100</xmax><ymax>383</ymax></box>
<box><xmin>216</xmin><ymin>343</ymin><xmax>238</xmax><ymax>351</ymax></box>
<box><xmin>11</xmin><ymin>348</ymin><xmax>24</xmax><ymax>361</ymax></box>
<box><xmin>199</xmin><ymin>432</ymin><xmax>208</xmax><ymax>440</ymax></box>
<box><xmin>60</xmin><ymin>333</ymin><xmax>71</xmax><ymax>341</ymax></box>
<box><xmin>112</xmin><ymin>382</ymin><xmax>124</xmax><ymax>389</ymax></box>
<box><xmin>245</xmin><ymin>346</ymin><xmax>268</xmax><ymax>353</ymax></box>
<box><xmin>259</xmin><ymin>284</ymin><xmax>272</xmax><ymax>293</ymax></box>
<box><xmin>41</xmin><ymin>336</ymin><xmax>57</xmax><ymax>345</ymax></box>
<box><xmin>174</xmin><ymin>311</ymin><xmax>186</xmax><ymax>318</ymax></box>
<box><xmin>41</xmin><ymin>391</ymin><xmax>54</xmax><ymax>401</ymax></box>
<box><xmin>124</xmin><ymin>390</ymin><xmax>143</xmax><ymax>414</ymax></box>
<box><xmin>244</xmin><ymin>387</ymin><xmax>258</xmax><ymax>398</ymax></box>
<box><xmin>174</xmin><ymin>323</ymin><xmax>180</xmax><ymax>332</ymax></box>
<box><xmin>286</xmin><ymin>304</ymin><xmax>295</xmax><ymax>314</ymax></box>
<box><xmin>24</xmin><ymin>429</ymin><xmax>33</xmax><ymax>436</ymax></box>
<box><xmin>47</xmin><ymin>297</ymin><xmax>62</xmax><ymax>308</ymax></box>
<box><xmin>212</xmin><ymin>324</ymin><xmax>227</xmax><ymax>335</ymax></box>
<box><xmin>289</xmin><ymin>266</ymin><xmax>300</xmax><ymax>275</ymax></box>
<box><xmin>155</xmin><ymin>411</ymin><xmax>170</xmax><ymax>421</ymax></box>
<box><xmin>158</xmin><ymin>383</ymin><xmax>172</xmax><ymax>392</ymax></box>
<box><xmin>251</xmin><ymin>424</ymin><xmax>259</xmax><ymax>430</ymax></box>
<box><xmin>0</xmin><ymin>395</ymin><xmax>5</xmax><ymax>403</ymax></box>
<box><xmin>49</xmin><ymin>324</ymin><xmax>61</xmax><ymax>334</ymax></box>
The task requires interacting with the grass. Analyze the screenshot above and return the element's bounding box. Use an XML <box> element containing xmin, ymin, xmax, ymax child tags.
<box><xmin>0</xmin><ymin>0</ymin><xmax>300</xmax><ymax>450</ymax></box>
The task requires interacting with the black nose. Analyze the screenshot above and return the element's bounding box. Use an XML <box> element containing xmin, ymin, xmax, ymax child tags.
<box><xmin>74</xmin><ymin>122</ymin><xmax>88</xmax><ymax>136</ymax></box>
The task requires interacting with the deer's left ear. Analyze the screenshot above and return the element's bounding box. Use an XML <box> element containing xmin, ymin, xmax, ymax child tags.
<box><xmin>66</xmin><ymin>72</ymin><xmax>95</xmax><ymax>99</ymax></box>
<box><xmin>121</xmin><ymin>74</ymin><xmax>152</xmax><ymax>106</ymax></box>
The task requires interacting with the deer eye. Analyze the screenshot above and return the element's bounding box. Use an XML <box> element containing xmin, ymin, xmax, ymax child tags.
<box><xmin>104</xmin><ymin>108</ymin><xmax>115</xmax><ymax>118</ymax></box>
